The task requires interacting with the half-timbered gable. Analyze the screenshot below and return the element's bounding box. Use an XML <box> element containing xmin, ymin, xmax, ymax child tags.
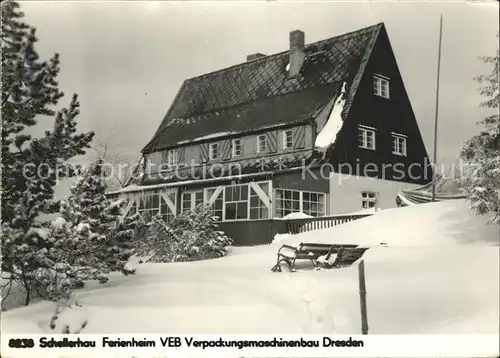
<box><xmin>143</xmin><ymin>123</ymin><xmax>315</xmax><ymax>183</ymax></box>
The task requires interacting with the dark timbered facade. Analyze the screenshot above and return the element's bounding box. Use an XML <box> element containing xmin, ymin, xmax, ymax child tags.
<box><xmin>110</xmin><ymin>23</ymin><xmax>432</xmax><ymax>245</ymax></box>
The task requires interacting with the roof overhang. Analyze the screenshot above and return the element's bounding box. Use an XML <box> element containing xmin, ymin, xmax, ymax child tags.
<box><xmin>106</xmin><ymin>164</ymin><xmax>323</xmax><ymax>195</ymax></box>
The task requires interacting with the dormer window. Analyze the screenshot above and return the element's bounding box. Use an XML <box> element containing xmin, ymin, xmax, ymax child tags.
<box><xmin>373</xmin><ymin>74</ymin><xmax>390</xmax><ymax>99</ymax></box>
<box><xmin>167</xmin><ymin>149</ymin><xmax>178</xmax><ymax>167</ymax></box>
<box><xmin>231</xmin><ymin>139</ymin><xmax>243</xmax><ymax>157</ymax></box>
<box><xmin>209</xmin><ymin>143</ymin><xmax>219</xmax><ymax>160</ymax></box>
<box><xmin>283</xmin><ymin>130</ymin><xmax>293</xmax><ymax>149</ymax></box>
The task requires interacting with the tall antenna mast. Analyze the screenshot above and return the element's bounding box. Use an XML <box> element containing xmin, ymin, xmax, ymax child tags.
<box><xmin>432</xmin><ymin>14</ymin><xmax>443</xmax><ymax>202</ymax></box>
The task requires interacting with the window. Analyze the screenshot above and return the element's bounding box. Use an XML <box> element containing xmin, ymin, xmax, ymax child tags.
<box><xmin>206</xmin><ymin>187</ymin><xmax>223</xmax><ymax>220</ymax></box>
<box><xmin>302</xmin><ymin>192</ymin><xmax>326</xmax><ymax>217</ymax></box>
<box><xmin>136</xmin><ymin>189</ymin><xmax>176</xmax><ymax>224</ymax></box>
<box><xmin>276</xmin><ymin>189</ymin><xmax>326</xmax><ymax>218</ymax></box>
<box><xmin>250</xmin><ymin>183</ymin><xmax>269</xmax><ymax>220</ymax></box>
<box><xmin>225</xmin><ymin>185</ymin><xmax>248</xmax><ymax>220</ymax></box>
<box><xmin>373</xmin><ymin>75</ymin><xmax>390</xmax><ymax>98</ymax></box>
<box><xmin>181</xmin><ymin>192</ymin><xmax>191</xmax><ymax>213</ymax></box>
<box><xmin>209</xmin><ymin>143</ymin><xmax>219</xmax><ymax>160</ymax></box>
<box><xmin>276</xmin><ymin>189</ymin><xmax>300</xmax><ymax>217</ymax></box>
<box><xmin>160</xmin><ymin>191</ymin><xmax>177</xmax><ymax>224</ymax></box>
<box><xmin>231</xmin><ymin>139</ymin><xmax>243</xmax><ymax>157</ymax></box>
<box><xmin>257</xmin><ymin>135</ymin><xmax>267</xmax><ymax>153</ymax></box>
<box><xmin>283</xmin><ymin>130</ymin><xmax>293</xmax><ymax>149</ymax></box>
<box><xmin>167</xmin><ymin>149</ymin><xmax>178</xmax><ymax>167</ymax></box>
<box><xmin>392</xmin><ymin>133</ymin><xmax>407</xmax><ymax>156</ymax></box>
<box><xmin>138</xmin><ymin>190</ymin><xmax>160</xmax><ymax>220</ymax></box>
<box><xmin>361</xmin><ymin>191</ymin><xmax>377</xmax><ymax>209</ymax></box>
<box><xmin>181</xmin><ymin>190</ymin><xmax>204</xmax><ymax>212</ymax></box>
<box><xmin>206</xmin><ymin>182</ymin><xmax>270</xmax><ymax>221</ymax></box>
<box><xmin>358</xmin><ymin>126</ymin><xmax>376</xmax><ymax>150</ymax></box>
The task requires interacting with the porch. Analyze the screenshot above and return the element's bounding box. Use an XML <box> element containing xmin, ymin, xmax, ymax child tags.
<box><xmin>109</xmin><ymin>170</ymin><xmax>363</xmax><ymax>245</ymax></box>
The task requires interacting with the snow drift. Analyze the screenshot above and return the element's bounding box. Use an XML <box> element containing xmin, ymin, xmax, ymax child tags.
<box><xmin>279</xmin><ymin>199</ymin><xmax>499</xmax><ymax>248</ymax></box>
<box><xmin>2</xmin><ymin>200</ymin><xmax>498</xmax><ymax>346</ymax></box>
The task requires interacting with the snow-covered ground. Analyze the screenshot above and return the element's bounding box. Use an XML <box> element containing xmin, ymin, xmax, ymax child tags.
<box><xmin>1</xmin><ymin>200</ymin><xmax>499</xmax><ymax>339</ymax></box>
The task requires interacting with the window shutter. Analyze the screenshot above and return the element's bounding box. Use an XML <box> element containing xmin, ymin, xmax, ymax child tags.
<box><xmin>221</xmin><ymin>139</ymin><xmax>231</xmax><ymax>161</ymax></box>
<box><xmin>293</xmin><ymin>126</ymin><xmax>306</xmax><ymax>149</ymax></box>
<box><xmin>266</xmin><ymin>130</ymin><xmax>278</xmax><ymax>153</ymax></box>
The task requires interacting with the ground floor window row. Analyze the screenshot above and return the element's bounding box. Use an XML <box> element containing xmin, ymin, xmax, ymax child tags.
<box><xmin>122</xmin><ymin>182</ymin><xmax>328</xmax><ymax>222</ymax></box>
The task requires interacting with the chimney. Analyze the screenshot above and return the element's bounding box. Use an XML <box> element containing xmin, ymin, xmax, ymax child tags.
<box><xmin>288</xmin><ymin>30</ymin><xmax>305</xmax><ymax>78</ymax></box>
<box><xmin>246</xmin><ymin>53</ymin><xmax>266</xmax><ymax>62</ymax></box>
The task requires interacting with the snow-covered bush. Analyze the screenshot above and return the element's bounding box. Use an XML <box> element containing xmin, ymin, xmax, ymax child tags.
<box><xmin>171</xmin><ymin>205</ymin><xmax>234</xmax><ymax>262</ymax></box>
<box><xmin>137</xmin><ymin>205</ymin><xmax>234</xmax><ymax>263</ymax></box>
<box><xmin>134</xmin><ymin>215</ymin><xmax>178</xmax><ymax>263</ymax></box>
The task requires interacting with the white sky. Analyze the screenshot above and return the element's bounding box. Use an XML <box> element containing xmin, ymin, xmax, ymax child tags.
<box><xmin>20</xmin><ymin>0</ymin><xmax>499</xmax><ymax>172</ymax></box>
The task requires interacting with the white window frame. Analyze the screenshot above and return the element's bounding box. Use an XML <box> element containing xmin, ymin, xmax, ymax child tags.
<box><xmin>203</xmin><ymin>181</ymin><xmax>272</xmax><ymax>222</ymax></box>
<box><xmin>257</xmin><ymin>135</ymin><xmax>267</xmax><ymax>153</ymax></box>
<box><xmin>181</xmin><ymin>190</ymin><xmax>204</xmax><ymax>212</ymax></box>
<box><xmin>249</xmin><ymin>182</ymin><xmax>271</xmax><ymax>220</ymax></box>
<box><xmin>373</xmin><ymin>74</ymin><xmax>390</xmax><ymax>99</ymax></box>
<box><xmin>275</xmin><ymin>188</ymin><xmax>327</xmax><ymax>218</ymax></box>
<box><xmin>358</xmin><ymin>125</ymin><xmax>376</xmax><ymax>150</ymax></box>
<box><xmin>167</xmin><ymin>149</ymin><xmax>178</xmax><ymax>167</ymax></box>
<box><xmin>283</xmin><ymin>130</ymin><xmax>293</xmax><ymax>149</ymax></box>
<box><xmin>223</xmin><ymin>184</ymin><xmax>250</xmax><ymax>221</ymax></box>
<box><xmin>231</xmin><ymin>139</ymin><xmax>243</xmax><ymax>157</ymax></box>
<box><xmin>205</xmin><ymin>186</ymin><xmax>224</xmax><ymax>220</ymax></box>
<box><xmin>209</xmin><ymin>143</ymin><xmax>219</xmax><ymax>160</ymax></box>
<box><xmin>134</xmin><ymin>188</ymin><xmax>177</xmax><ymax>223</ymax></box>
<box><xmin>361</xmin><ymin>191</ymin><xmax>377</xmax><ymax>209</ymax></box>
<box><xmin>392</xmin><ymin>133</ymin><xmax>407</xmax><ymax>156</ymax></box>
<box><xmin>301</xmin><ymin>191</ymin><xmax>327</xmax><ymax>217</ymax></box>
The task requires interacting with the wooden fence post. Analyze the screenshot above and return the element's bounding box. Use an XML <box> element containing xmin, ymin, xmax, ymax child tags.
<box><xmin>358</xmin><ymin>259</ymin><xmax>369</xmax><ymax>334</ymax></box>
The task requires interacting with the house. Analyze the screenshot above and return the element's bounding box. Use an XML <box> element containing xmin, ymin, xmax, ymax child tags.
<box><xmin>110</xmin><ymin>23</ymin><xmax>433</xmax><ymax>245</ymax></box>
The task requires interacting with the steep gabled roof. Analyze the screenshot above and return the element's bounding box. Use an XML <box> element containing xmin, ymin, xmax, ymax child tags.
<box><xmin>143</xmin><ymin>23</ymin><xmax>384</xmax><ymax>153</ymax></box>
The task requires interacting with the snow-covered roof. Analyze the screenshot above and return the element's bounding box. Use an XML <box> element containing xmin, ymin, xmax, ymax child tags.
<box><xmin>143</xmin><ymin>23</ymin><xmax>384</xmax><ymax>153</ymax></box>
<box><xmin>176</xmin><ymin>132</ymin><xmax>234</xmax><ymax>145</ymax></box>
<box><xmin>314</xmin><ymin>82</ymin><xmax>347</xmax><ymax>152</ymax></box>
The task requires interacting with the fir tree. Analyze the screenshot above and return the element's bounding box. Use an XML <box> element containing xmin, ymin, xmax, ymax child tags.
<box><xmin>58</xmin><ymin>160</ymin><xmax>137</xmax><ymax>279</ymax></box>
<box><xmin>1</xmin><ymin>1</ymin><xmax>94</xmax><ymax>304</ymax></box>
<box><xmin>17</xmin><ymin>161</ymin><xmax>138</xmax><ymax>303</ymax></box>
<box><xmin>460</xmin><ymin>40</ymin><xmax>499</xmax><ymax>225</ymax></box>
